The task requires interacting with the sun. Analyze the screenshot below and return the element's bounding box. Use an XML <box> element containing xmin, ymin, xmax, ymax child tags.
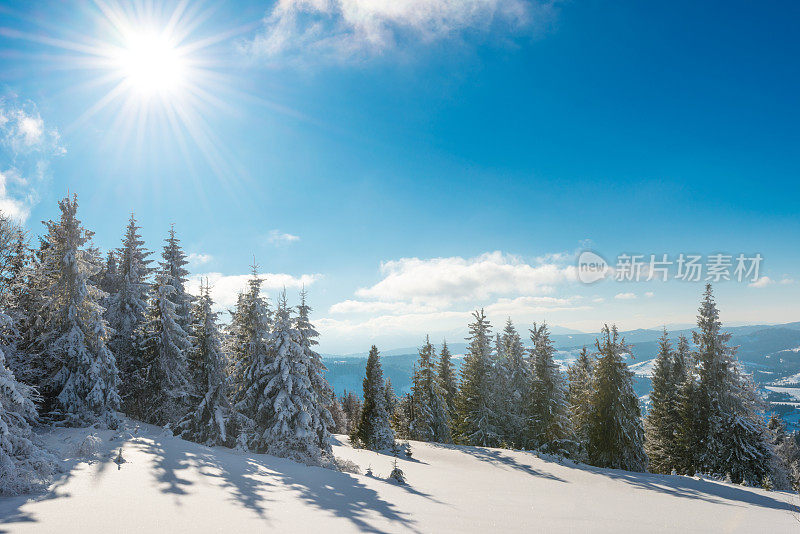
<box><xmin>114</xmin><ymin>32</ymin><xmax>187</xmax><ymax>98</ymax></box>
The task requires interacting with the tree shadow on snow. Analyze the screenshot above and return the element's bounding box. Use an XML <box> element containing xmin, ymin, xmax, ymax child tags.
<box><xmin>582</xmin><ymin>466</ymin><xmax>799</xmax><ymax>513</ymax></box>
<box><xmin>430</xmin><ymin>443</ymin><xmax>566</xmax><ymax>483</ymax></box>
<box><xmin>0</xmin><ymin>427</ymin><xmax>127</xmax><ymax>533</ymax></box>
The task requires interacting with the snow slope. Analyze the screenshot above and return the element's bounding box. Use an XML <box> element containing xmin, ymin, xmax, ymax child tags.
<box><xmin>1</xmin><ymin>421</ymin><xmax>798</xmax><ymax>533</ymax></box>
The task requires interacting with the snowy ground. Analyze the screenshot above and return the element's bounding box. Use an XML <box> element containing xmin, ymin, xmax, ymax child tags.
<box><xmin>1</xmin><ymin>421</ymin><xmax>798</xmax><ymax>533</ymax></box>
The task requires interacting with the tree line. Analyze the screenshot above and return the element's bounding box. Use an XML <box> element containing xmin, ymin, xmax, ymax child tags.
<box><xmin>334</xmin><ymin>285</ymin><xmax>800</xmax><ymax>489</ymax></box>
<box><xmin>1</xmin><ymin>195</ymin><xmax>336</xmax><ymax>495</ymax></box>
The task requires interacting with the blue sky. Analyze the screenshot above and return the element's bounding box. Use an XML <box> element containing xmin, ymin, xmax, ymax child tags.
<box><xmin>0</xmin><ymin>0</ymin><xmax>799</xmax><ymax>353</ymax></box>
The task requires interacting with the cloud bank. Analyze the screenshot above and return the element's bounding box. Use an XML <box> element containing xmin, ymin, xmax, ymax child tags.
<box><xmin>246</xmin><ymin>0</ymin><xmax>556</xmax><ymax>65</ymax></box>
<box><xmin>0</xmin><ymin>97</ymin><xmax>64</xmax><ymax>221</ymax></box>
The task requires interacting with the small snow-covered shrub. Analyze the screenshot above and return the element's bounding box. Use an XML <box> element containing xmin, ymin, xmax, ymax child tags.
<box><xmin>73</xmin><ymin>433</ymin><xmax>103</xmax><ymax>459</ymax></box>
<box><xmin>333</xmin><ymin>457</ymin><xmax>361</xmax><ymax>474</ymax></box>
<box><xmin>388</xmin><ymin>458</ymin><xmax>405</xmax><ymax>485</ymax></box>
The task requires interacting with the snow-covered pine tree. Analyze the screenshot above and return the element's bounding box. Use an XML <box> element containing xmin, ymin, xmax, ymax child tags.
<box><xmin>767</xmin><ymin>414</ymin><xmax>800</xmax><ymax>490</ymax></box>
<box><xmin>252</xmin><ymin>290</ymin><xmax>331</xmax><ymax>463</ymax></box>
<box><xmin>38</xmin><ymin>195</ymin><xmax>120</xmax><ymax>427</ymax></box>
<box><xmin>567</xmin><ymin>346</ymin><xmax>594</xmax><ymax>454</ymax></box>
<box><xmin>644</xmin><ymin>329</ymin><xmax>682</xmax><ymax>474</ymax></box>
<box><xmin>454</xmin><ymin>309</ymin><xmax>499</xmax><ymax>446</ymax></box>
<box><xmin>693</xmin><ymin>284</ymin><xmax>770</xmax><ymax>484</ymax></box>
<box><xmin>106</xmin><ymin>214</ymin><xmax>152</xmax><ymax>415</ymax></box>
<box><xmin>328</xmin><ymin>393</ymin><xmax>349</xmax><ymax>434</ymax></box>
<box><xmin>586</xmin><ymin>324</ymin><xmax>647</xmax><ymax>471</ymax></box>
<box><xmin>437</xmin><ymin>340</ymin><xmax>457</xmax><ymax>420</ymax></box>
<box><xmin>176</xmin><ymin>280</ymin><xmax>231</xmax><ymax>446</ymax></box>
<box><xmin>526</xmin><ymin>322</ymin><xmax>571</xmax><ymax>452</ymax></box>
<box><xmin>341</xmin><ymin>390</ymin><xmax>362</xmax><ymax>435</ymax></box>
<box><xmin>498</xmin><ymin>319</ymin><xmax>529</xmax><ymax>448</ymax></box>
<box><xmin>295</xmin><ymin>287</ymin><xmax>334</xmax><ymax>452</ymax></box>
<box><xmin>134</xmin><ymin>273</ymin><xmax>193</xmax><ymax>426</ymax></box>
<box><xmin>159</xmin><ymin>225</ymin><xmax>192</xmax><ymax>331</ymax></box>
<box><xmin>229</xmin><ymin>269</ymin><xmax>272</xmax><ymax>450</ymax></box>
<box><xmin>409</xmin><ymin>336</ymin><xmax>450</xmax><ymax>443</ymax></box>
<box><xmin>98</xmin><ymin>251</ymin><xmax>119</xmax><ymax>301</ymax></box>
<box><xmin>0</xmin><ymin>326</ymin><xmax>56</xmax><ymax>496</ymax></box>
<box><xmin>0</xmin><ymin>215</ymin><xmax>39</xmax><ymax>385</ymax></box>
<box><xmin>354</xmin><ymin>345</ymin><xmax>395</xmax><ymax>450</ymax></box>
<box><xmin>228</xmin><ymin>266</ymin><xmax>271</xmax><ymax>408</ymax></box>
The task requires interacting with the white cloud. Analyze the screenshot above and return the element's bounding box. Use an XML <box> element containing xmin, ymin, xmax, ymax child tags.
<box><xmin>187</xmin><ymin>252</ymin><xmax>213</xmax><ymax>266</ymax></box>
<box><xmin>246</xmin><ymin>0</ymin><xmax>555</xmax><ymax>65</ymax></box>
<box><xmin>749</xmin><ymin>276</ymin><xmax>773</xmax><ymax>288</ymax></box>
<box><xmin>614</xmin><ymin>292</ymin><xmax>637</xmax><ymax>300</ymax></box>
<box><xmin>329</xmin><ymin>299</ymin><xmax>438</xmax><ymax>315</ymax></box>
<box><xmin>644</xmin><ymin>291</ymin><xmax>654</xmax><ymax>298</ymax></box>
<box><xmin>483</xmin><ymin>295</ymin><xmax>589</xmax><ymax>317</ymax></box>
<box><xmin>187</xmin><ymin>271</ymin><xmax>323</xmax><ymax>310</ymax></box>
<box><xmin>0</xmin><ymin>97</ymin><xmax>64</xmax><ymax>222</ymax></box>
<box><xmin>354</xmin><ymin>251</ymin><xmax>576</xmax><ymax>308</ymax></box>
<box><xmin>268</xmin><ymin>229</ymin><xmax>300</xmax><ymax>246</ymax></box>
<box><xmin>780</xmin><ymin>276</ymin><xmax>796</xmax><ymax>285</ymax></box>
<box><xmin>592</xmin><ymin>297</ymin><xmax>605</xmax><ymax>303</ymax></box>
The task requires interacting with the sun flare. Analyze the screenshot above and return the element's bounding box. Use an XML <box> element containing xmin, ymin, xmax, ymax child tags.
<box><xmin>114</xmin><ymin>32</ymin><xmax>187</xmax><ymax>97</ymax></box>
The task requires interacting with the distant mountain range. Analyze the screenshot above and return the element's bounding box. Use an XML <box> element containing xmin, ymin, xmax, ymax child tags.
<box><xmin>322</xmin><ymin>321</ymin><xmax>800</xmax><ymax>428</ymax></box>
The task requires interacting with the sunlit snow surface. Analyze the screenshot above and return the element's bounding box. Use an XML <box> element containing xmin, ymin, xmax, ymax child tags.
<box><xmin>1</xmin><ymin>420</ymin><xmax>798</xmax><ymax>533</ymax></box>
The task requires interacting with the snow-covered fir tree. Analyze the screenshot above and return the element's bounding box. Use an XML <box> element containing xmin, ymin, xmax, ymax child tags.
<box><xmin>328</xmin><ymin>394</ymin><xmax>349</xmax><ymax>434</ymax></box>
<box><xmin>133</xmin><ymin>273</ymin><xmax>193</xmax><ymax>426</ymax></box>
<box><xmin>106</xmin><ymin>214</ymin><xmax>152</xmax><ymax>414</ymax></box>
<box><xmin>354</xmin><ymin>345</ymin><xmax>395</xmax><ymax>450</ymax></box>
<box><xmin>767</xmin><ymin>414</ymin><xmax>800</xmax><ymax>490</ymax></box>
<box><xmin>98</xmin><ymin>250</ymin><xmax>119</xmax><ymax>301</ymax></box>
<box><xmin>409</xmin><ymin>336</ymin><xmax>450</xmax><ymax>443</ymax></box>
<box><xmin>526</xmin><ymin>322</ymin><xmax>571</xmax><ymax>452</ymax></box>
<box><xmin>437</xmin><ymin>340</ymin><xmax>457</xmax><ymax>420</ymax></box>
<box><xmin>0</xmin><ymin>328</ymin><xmax>56</xmax><ymax>496</ymax></box>
<box><xmin>454</xmin><ymin>309</ymin><xmax>499</xmax><ymax>446</ymax></box>
<box><xmin>176</xmin><ymin>280</ymin><xmax>231</xmax><ymax>446</ymax></box>
<box><xmin>228</xmin><ymin>266</ymin><xmax>271</xmax><ymax>410</ymax></box>
<box><xmin>158</xmin><ymin>225</ymin><xmax>192</xmax><ymax>331</ymax></box>
<box><xmin>341</xmin><ymin>390</ymin><xmax>362</xmax><ymax>435</ymax></box>
<box><xmin>644</xmin><ymin>329</ymin><xmax>682</xmax><ymax>474</ymax></box>
<box><xmin>692</xmin><ymin>284</ymin><xmax>770</xmax><ymax>484</ymax></box>
<box><xmin>250</xmin><ymin>290</ymin><xmax>332</xmax><ymax>463</ymax></box>
<box><xmin>497</xmin><ymin>319</ymin><xmax>529</xmax><ymax>447</ymax></box>
<box><xmin>38</xmin><ymin>195</ymin><xmax>120</xmax><ymax>427</ymax></box>
<box><xmin>567</xmin><ymin>346</ymin><xmax>594</xmax><ymax>454</ymax></box>
<box><xmin>586</xmin><ymin>324</ymin><xmax>647</xmax><ymax>471</ymax></box>
<box><xmin>294</xmin><ymin>287</ymin><xmax>334</xmax><ymax>452</ymax></box>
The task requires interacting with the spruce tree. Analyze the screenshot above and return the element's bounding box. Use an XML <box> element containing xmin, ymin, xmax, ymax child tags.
<box><xmin>644</xmin><ymin>329</ymin><xmax>681</xmax><ymax>474</ymax></box>
<box><xmin>567</xmin><ymin>346</ymin><xmax>594</xmax><ymax>454</ymax></box>
<box><xmin>526</xmin><ymin>322</ymin><xmax>571</xmax><ymax>452</ymax></box>
<box><xmin>693</xmin><ymin>284</ymin><xmax>770</xmax><ymax>484</ymax></box>
<box><xmin>228</xmin><ymin>266</ymin><xmax>271</xmax><ymax>409</ymax></box>
<box><xmin>454</xmin><ymin>309</ymin><xmax>499</xmax><ymax>446</ymax></box>
<box><xmin>38</xmin><ymin>195</ymin><xmax>120</xmax><ymax>427</ymax></box>
<box><xmin>106</xmin><ymin>214</ymin><xmax>152</xmax><ymax>413</ymax></box>
<box><xmin>159</xmin><ymin>225</ymin><xmax>191</xmax><ymax>331</ymax></box>
<box><xmin>134</xmin><ymin>273</ymin><xmax>193</xmax><ymax>426</ymax></box>
<box><xmin>354</xmin><ymin>345</ymin><xmax>395</xmax><ymax>450</ymax></box>
<box><xmin>498</xmin><ymin>319</ymin><xmax>528</xmax><ymax>447</ymax></box>
<box><xmin>257</xmin><ymin>290</ymin><xmax>331</xmax><ymax>463</ymax></box>
<box><xmin>295</xmin><ymin>288</ymin><xmax>333</xmax><ymax>452</ymax></box>
<box><xmin>409</xmin><ymin>336</ymin><xmax>450</xmax><ymax>443</ymax></box>
<box><xmin>230</xmin><ymin>269</ymin><xmax>272</xmax><ymax>448</ymax></box>
<box><xmin>176</xmin><ymin>281</ymin><xmax>231</xmax><ymax>446</ymax></box>
<box><xmin>586</xmin><ymin>324</ymin><xmax>647</xmax><ymax>471</ymax></box>
<box><xmin>437</xmin><ymin>340</ymin><xmax>457</xmax><ymax>420</ymax></box>
<box><xmin>0</xmin><ymin>331</ymin><xmax>56</xmax><ymax>495</ymax></box>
